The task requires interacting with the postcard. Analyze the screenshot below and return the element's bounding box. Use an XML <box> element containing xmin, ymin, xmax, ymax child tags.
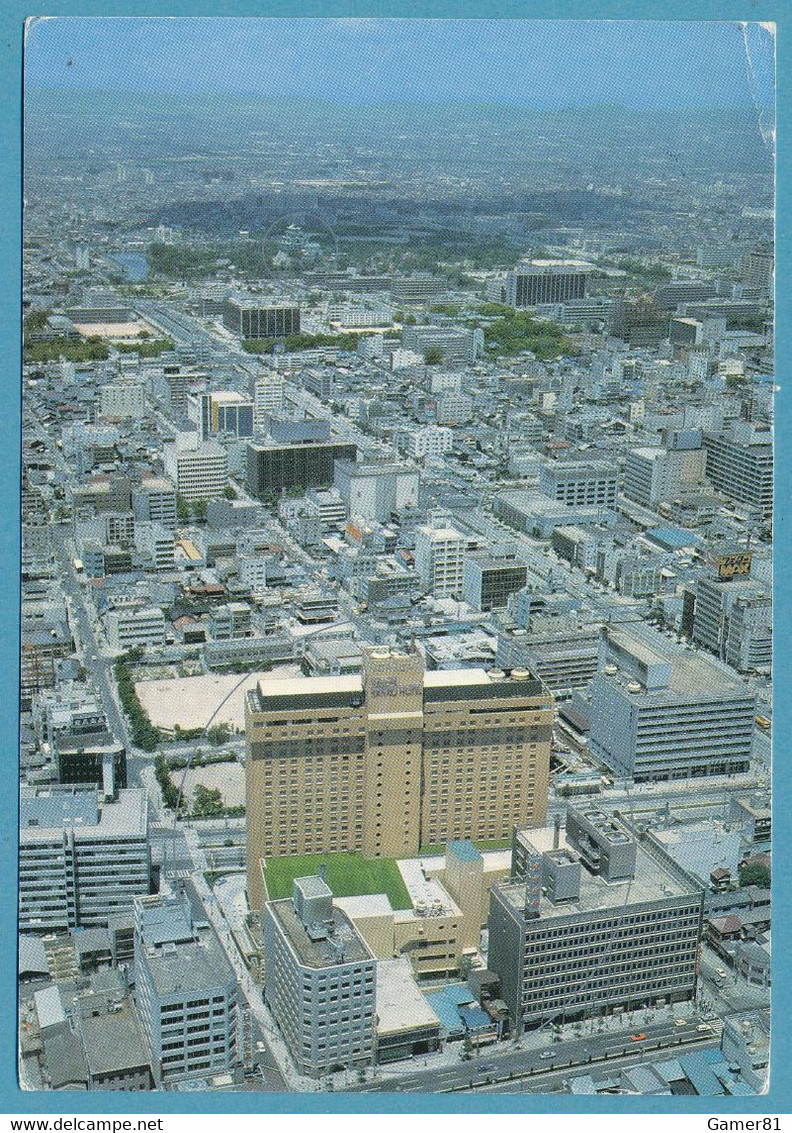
<box><xmin>8</xmin><ymin>11</ymin><xmax>785</xmax><ymax>1119</ymax></box>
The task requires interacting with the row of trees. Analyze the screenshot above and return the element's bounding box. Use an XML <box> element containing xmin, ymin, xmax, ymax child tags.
<box><xmin>242</xmin><ymin>331</ymin><xmax>359</xmax><ymax>354</ymax></box>
<box><xmin>116</xmin><ymin>337</ymin><xmax>175</xmax><ymax>358</ymax></box>
<box><xmin>23</xmin><ymin>335</ymin><xmax>110</xmax><ymax>364</ymax></box>
<box><xmin>114</xmin><ymin>655</ymin><xmax>161</xmax><ymax>751</ymax></box>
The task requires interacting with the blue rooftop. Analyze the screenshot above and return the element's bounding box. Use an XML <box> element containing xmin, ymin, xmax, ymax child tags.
<box><xmin>645</xmin><ymin>525</ymin><xmax>702</xmax><ymax>550</ymax></box>
<box><xmin>458</xmin><ymin>1004</ymin><xmax>493</xmax><ymax>1032</ymax></box>
<box><xmin>680</xmin><ymin>1048</ymin><xmax>727</xmax><ymax>1096</ymax></box>
<box><xmin>424</xmin><ymin>984</ymin><xmax>476</xmax><ymax>1038</ymax></box>
<box><xmin>447</xmin><ymin>840</ymin><xmax>482</xmax><ymax>863</ymax></box>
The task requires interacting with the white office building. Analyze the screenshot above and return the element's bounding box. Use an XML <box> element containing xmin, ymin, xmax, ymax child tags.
<box><xmin>19</xmin><ymin>787</ymin><xmax>150</xmax><ymax>932</ymax></box>
<box><xmin>163</xmin><ymin>434</ymin><xmax>228</xmax><ymax>502</ymax></box>
<box><xmin>262</xmin><ymin>877</ymin><xmax>376</xmax><ymax>1078</ymax></box>
<box><xmin>133</xmin><ymin>895</ymin><xmax>238</xmax><ymax>1085</ymax></box>
<box><xmin>588</xmin><ymin>627</ymin><xmax>756</xmax><ymax>782</ymax></box>
<box><xmin>254</xmin><ymin>373</ymin><xmax>285</xmax><ymax>428</ymax></box>
<box><xmin>539</xmin><ymin>460</ymin><xmax>618</xmax><ymax>509</ymax></box>
<box><xmin>105</xmin><ymin>605</ymin><xmax>167</xmax><ymax>652</ymax></box>
<box><xmin>405</xmin><ymin>425</ymin><xmax>454</xmax><ymax>460</ymax></box>
<box><xmin>99</xmin><ymin>379</ymin><xmax>147</xmax><ymax>421</ymax></box>
<box><xmin>414</xmin><ymin>522</ymin><xmax>466</xmax><ymax>597</ymax></box>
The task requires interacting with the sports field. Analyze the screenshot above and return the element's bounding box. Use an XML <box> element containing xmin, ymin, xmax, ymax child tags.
<box><xmin>135</xmin><ymin>664</ymin><xmax>301</xmax><ymax>731</ymax></box>
<box><xmin>264</xmin><ymin>851</ymin><xmax>411</xmax><ymax>910</ymax></box>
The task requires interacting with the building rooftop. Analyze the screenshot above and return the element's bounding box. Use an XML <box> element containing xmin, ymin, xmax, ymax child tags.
<box><xmin>268</xmin><ymin>899</ymin><xmax>373</xmax><ymax>970</ymax></box>
<box><xmin>79</xmin><ymin>1006</ymin><xmax>151</xmax><ymax>1076</ymax></box>
<box><xmin>250</xmin><ymin>662</ymin><xmax>546</xmax><ymax>706</ymax></box>
<box><xmin>604</xmin><ymin>626</ymin><xmax>751</xmax><ymax>701</ymax></box>
<box><xmin>139</xmin><ymin>929</ymin><xmax>236</xmax><ymax>998</ymax></box>
<box><xmin>396</xmin><ymin>859</ymin><xmax>459</xmax><ymax>918</ymax></box>
<box><xmin>497</xmin><ymin>822</ymin><xmax>697</xmax><ymax>922</ymax></box>
<box><xmin>375</xmin><ymin>958</ymin><xmax>441</xmax><ymax>1036</ymax></box>
<box><xmin>137</xmin><ymin>899</ymin><xmax>196</xmax><ymax>948</ymax></box>
<box><xmin>334</xmin><ymin>893</ymin><xmax>394</xmax><ymax>919</ymax></box>
<box><xmin>447</xmin><ymin>840</ymin><xmax>482</xmax><ymax>864</ymax></box>
<box><xmin>35</xmin><ymin>986</ymin><xmax>66</xmax><ymax>1031</ymax></box>
<box><xmin>19</xmin><ymin>787</ymin><xmax>147</xmax><ymax>842</ymax></box>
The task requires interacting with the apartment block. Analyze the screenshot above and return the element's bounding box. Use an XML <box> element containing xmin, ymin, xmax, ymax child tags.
<box><xmin>414</xmin><ymin>522</ymin><xmax>466</xmax><ymax>597</ymax></box>
<box><xmin>253</xmin><ymin>373</ymin><xmax>285</xmax><ymax>428</ymax></box>
<box><xmin>132</xmin><ymin>477</ymin><xmax>178</xmax><ymax>530</ymax></box>
<box><xmin>405</xmin><ymin>425</ymin><xmax>454</xmax><ymax>460</ymax></box>
<box><xmin>99</xmin><ymin>379</ymin><xmax>147</xmax><ymax>421</ymax></box>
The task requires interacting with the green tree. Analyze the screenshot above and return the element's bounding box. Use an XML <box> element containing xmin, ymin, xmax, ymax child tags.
<box><xmin>739</xmin><ymin>861</ymin><xmax>770</xmax><ymax>889</ymax></box>
<box><xmin>206</xmin><ymin>723</ymin><xmax>231</xmax><ymax>747</ymax></box>
<box><xmin>192</xmin><ymin>784</ymin><xmax>224</xmax><ymax>818</ymax></box>
<box><xmin>424</xmin><ymin>347</ymin><xmax>443</xmax><ymax>365</ymax></box>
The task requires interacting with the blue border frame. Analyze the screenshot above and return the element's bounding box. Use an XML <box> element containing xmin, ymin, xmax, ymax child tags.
<box><xmin>3</xmin><ymin>2</ymin><xmax>788</xmax><ymax>1115</ymax></box>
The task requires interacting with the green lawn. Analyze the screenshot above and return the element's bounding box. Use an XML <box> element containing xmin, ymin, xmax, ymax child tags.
<box><xmin>263</xmin><ymin>852</ymin><xmax>411</xmax><ymax>910</ymax></box>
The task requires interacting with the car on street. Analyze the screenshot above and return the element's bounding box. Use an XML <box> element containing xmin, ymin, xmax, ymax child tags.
<box><xmin>630</xmin><ymin>1033</ymin><xmax>647</xmax><ymax>1042</ymax></box>
<box><xmin>539</xmin><ymin>1050</ymin><xmax>554</xmax><ymax>1060</ymax></box>
<box><xmin>674</xmin><ymin>1019</ymin><xmax>687</xmax><ymax>1027</ymax></box>
<box><xmin>716</xmin><ymin>968</ymin><xmax>728</xmax><ymax>978</ymax></box>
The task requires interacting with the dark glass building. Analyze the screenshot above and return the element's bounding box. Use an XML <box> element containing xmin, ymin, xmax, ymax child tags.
<box><xmin>246</xmin><ymin>441</ymin><xmax>357</xmax><ymax>497</ymax></box>
<box><xmin>223</xmin><ymin>299</ymin><xmax>301</xmax><ymax>339</ymax></box>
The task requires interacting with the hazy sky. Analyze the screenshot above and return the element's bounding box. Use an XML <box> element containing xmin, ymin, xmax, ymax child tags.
<box><xmin>24</xmin><ymin>18</ymin><xmax>775</xmax><ymax>110</ymax></box>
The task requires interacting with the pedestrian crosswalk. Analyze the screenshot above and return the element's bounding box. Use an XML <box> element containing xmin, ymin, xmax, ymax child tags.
<box><xmin>164</xmin><ymin>868</ymin><xmax>193</xmax><ymax>879</ymax></box>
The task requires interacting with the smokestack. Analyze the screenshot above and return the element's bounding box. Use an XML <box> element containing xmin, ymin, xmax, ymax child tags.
<box><xmin>553</xmin><ymin>814</ymin><xmax>561</xmax><ymax>850</ymax></box>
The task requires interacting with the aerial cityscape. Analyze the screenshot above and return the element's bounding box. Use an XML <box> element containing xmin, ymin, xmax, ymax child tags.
<box><xmin>19</xmin><ymin>18</ymin><xmax>773</xmax><ymax>1098</ymax></box>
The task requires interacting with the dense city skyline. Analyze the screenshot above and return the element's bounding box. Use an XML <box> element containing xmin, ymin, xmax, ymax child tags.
<box><xmin>18</xmin><ymin>17</ymin><xmax>773</xmax><ymax>1101</ymax></box>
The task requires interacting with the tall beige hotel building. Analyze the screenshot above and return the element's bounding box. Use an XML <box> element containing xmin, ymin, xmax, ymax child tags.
<box><xmin>246</xmin><ymin>647</ymin><xmax>553</xmax><ymax>909</ymax></box>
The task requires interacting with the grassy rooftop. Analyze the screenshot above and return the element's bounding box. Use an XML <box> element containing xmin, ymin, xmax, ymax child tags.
<box><xmin>263</xmin><ymin>851</ymin><xmax>411</xmax><ymax>910</ymax></box>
